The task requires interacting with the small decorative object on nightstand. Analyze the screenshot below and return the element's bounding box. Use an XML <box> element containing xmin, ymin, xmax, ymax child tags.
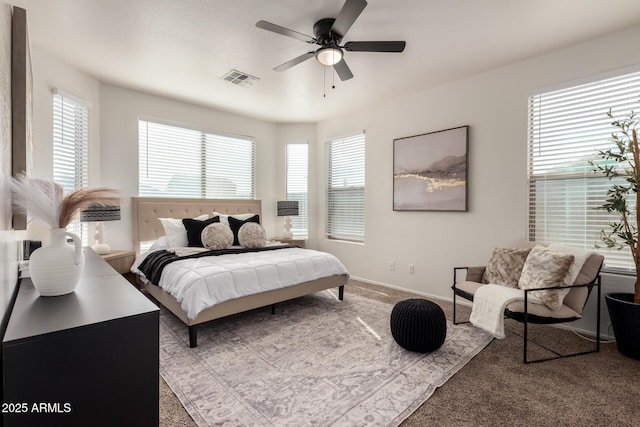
<box><xmin>276</xmin><ymin>200</ymin><xmax>299</xmax><ymax>239</ymax></box>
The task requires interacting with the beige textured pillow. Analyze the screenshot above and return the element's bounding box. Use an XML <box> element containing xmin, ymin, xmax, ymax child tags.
<box><xmin>518</xmin><ymin>246</ymin><xmax>575</xmax><ymax>310</ymax></box>
<box><xmin>201</xmin><ymin>223</ymin><xmax>233</xmax><ymax>250</ymax></box>
<box><xmin>238</xmin><ymin>223</ymin><xmax>267</xmax><ymax>248</ymax></box>
<box><xmin>482</xmin><ymin>248</ymin><xmax>532</xmax><ymax>288</ymax></box>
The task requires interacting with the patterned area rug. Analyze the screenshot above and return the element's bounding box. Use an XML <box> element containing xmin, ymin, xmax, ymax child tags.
<box><xmin>159</xmin><ymin>291</ymin><xmax>492</xmax><ymax>426</ymax></box>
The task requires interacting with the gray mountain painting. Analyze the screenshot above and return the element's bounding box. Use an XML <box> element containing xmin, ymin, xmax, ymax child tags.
<box><xmin>393</xmin><ymin>126</ymin><xmax>468</xmax><ymax>211</ymax></box>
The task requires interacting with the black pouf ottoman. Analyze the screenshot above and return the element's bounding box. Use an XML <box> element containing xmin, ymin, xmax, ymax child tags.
<box><xmin>390</xmin><ymin>299</ymin><xmax>447</xmax><ymax>352</ymax></box>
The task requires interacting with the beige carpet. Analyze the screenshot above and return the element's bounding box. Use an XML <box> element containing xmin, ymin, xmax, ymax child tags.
<box><xmin>159</xmin><ymin>280</ymin><xmax>640</xmax><ymax>426</ymax></box>
<box><xmin>159</xmin><ymin>289</ymin><xmax>492</xmax><ymax>426</ymax></box>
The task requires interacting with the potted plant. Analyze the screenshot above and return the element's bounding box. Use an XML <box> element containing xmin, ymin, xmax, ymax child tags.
<box><xmin>591</xmin><ymin>107</ymin><xmax>640</xmax><ymax>360</ymax></box>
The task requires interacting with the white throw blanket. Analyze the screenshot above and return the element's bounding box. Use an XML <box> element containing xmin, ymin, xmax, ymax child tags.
<box><xmin>469</xmin><ymin>284</ymin><xmax>540</xmax><ymax>339</ymax></box>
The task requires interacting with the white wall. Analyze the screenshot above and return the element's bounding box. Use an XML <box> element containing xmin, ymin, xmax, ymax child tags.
<box><xmin>315</xmin><ymin>25</ymin><xmax>640</xmax><ymax>337</ymax></box>
<box><xmin>99</xmin><ymin>84</ymin><xmax>279</xmax><ymax>251</ymax></box>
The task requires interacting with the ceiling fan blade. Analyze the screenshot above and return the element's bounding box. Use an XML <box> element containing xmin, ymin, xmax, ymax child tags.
<box><xmin>333</xmin><ymin>58</ymin><xmax>354</xmax><ymax>81</ymax></box>
<box><xmin>256</xmin><ymin>20</ymin><xmax>315</xmax><ymax>43</ymax></box>
<box><xmin>344</xmin><ymin>41</ymin><xmax>406</xmax><ymax>52</ymax></box>
<box><xmin>274</xmin><ymin>52</ymin><xmax>315</xmax><ymax>72</ymax></box>
<box><xmin>330</xmin><ymin>0</ymin><xmax>367</xmax><ymax>38</ymax></box>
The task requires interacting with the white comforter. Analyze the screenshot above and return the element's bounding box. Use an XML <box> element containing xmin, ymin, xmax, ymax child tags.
<box><xmin>133</xmin><ymin>247</ymin><xmax>349</xmax><ymax>320</ymax></box>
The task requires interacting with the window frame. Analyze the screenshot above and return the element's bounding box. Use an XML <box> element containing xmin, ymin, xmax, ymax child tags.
<box><xmin>286</xmin><ymin>143</ymin><xmax>309</xmax><ymax>238</ymax></box>
<box><xmin>527</xmin><ymin>68</ymin><xmax>640</xmax><ymax>273</ymax></box>
<box><xmin>138</xmin><ymin>118</ymin><xmax>256</xmax><ymax>199</ymax></box>
<box><xmin>52</xmin><ymin>89</ymin><xmax>90</xmax><ymax>244</ymax></box>
<box><xmin>325</xmin><ymin>132</ymin><xmax>366</xmax><ymax>243</ymax></box>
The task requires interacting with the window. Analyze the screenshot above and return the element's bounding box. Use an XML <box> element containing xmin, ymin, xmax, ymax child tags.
<box><xmin>325</xmin><ymin>132</ymin><xmax>365</xmax><ymax>242</ymax></box>
<box><xmin>138</xmin><ymin>119</ymin><xmax>255</xmax><ymax>198</ymax></box>
<box><xmin>528</xmin><ymin>70</ymin><xmax>640</xmax><ymax>271</ymax></box>
<box><xmin>286</xmin><ymin>144</ymin><xmax>308</xmax><ymax>238</ymax></box>
<box><xmin>53</xmin><ymin>90</ymin><xmax>89</xmax><ymax>243</ymax></box>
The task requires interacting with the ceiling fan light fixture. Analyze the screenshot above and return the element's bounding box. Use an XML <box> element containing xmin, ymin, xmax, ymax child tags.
<box><xmin>315</xmin><ymin>47</ymin><xmax>343</xmax><ymax>66</ymax></box>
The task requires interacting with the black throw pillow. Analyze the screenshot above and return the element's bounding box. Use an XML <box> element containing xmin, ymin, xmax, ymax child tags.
<box><xmin>182</xmin><ymin>217</ymin><xmax>220</xmax><ymax>247</ymax></box>
<box><xmin>228</xmin><ymin>215</ymin><xmax>260</xmax><ymax>246</ymax></box>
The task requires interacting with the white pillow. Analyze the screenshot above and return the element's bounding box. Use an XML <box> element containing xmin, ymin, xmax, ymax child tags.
<box><xmin>546</xmin><ymin>244</ymin><xmax>595</xmax><ymax>285</ymax></box>
<box><xmin>149</xmin><ymin>235</ymin><xmax>170</xmax><ymax>252</ymax></box>
<box><xmin>159</xmin><ymin>214</ymin><xmax>208</xmax><ymax>248</ymax></box>
<box><xmin>213</xmin><ymin>211</ymin><xmax>257</xmax><ymax>226</ymax></box>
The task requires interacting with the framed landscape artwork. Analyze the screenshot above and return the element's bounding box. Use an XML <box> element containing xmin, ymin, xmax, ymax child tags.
<box><xmin>393</xmin><ymin>126</ymin><xmax>468</xmax><ymax>211</ymax></box>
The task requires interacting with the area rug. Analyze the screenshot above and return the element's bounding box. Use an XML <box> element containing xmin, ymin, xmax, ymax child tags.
<box><xmin>159</xmin><ymin>290</ymin><xmax>493</xmax><ymax>426</ymax></box>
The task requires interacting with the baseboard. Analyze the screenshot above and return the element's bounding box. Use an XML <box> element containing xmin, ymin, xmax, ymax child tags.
<box><xmin>349</xmin><ymin>275</ymin><xmax>472</xmax><ymax>307</ymax></box>
<box><xmin>349</xmin><ymin>276</ymin><xmax>615</xmax><ymax>341</ymax></box>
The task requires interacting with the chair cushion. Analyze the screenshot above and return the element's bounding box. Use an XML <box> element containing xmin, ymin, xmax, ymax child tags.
<box><xmin>454</xmin><ymin>281</ymin><xmax>581</xmax><ymax>320</ymax></box>
<box><xmin>482</xmin><ymin>247</ymin><xmax>532</xmax><ymax>288</ymax></box>
<box><xmin>518</xmin><ymin>246</ymin><xmax>575</xmax><ymax>310</ymax></box>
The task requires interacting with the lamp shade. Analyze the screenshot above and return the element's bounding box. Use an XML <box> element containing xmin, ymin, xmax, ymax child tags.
<box><xmin>315</xmin><ymin>47</ymin><xmax>343</xmax><ymax>66</ymax></box>
<box><xmin>80</xmin><ymin>205</ymin><xmax>121</xmax><ymax>222</ymax></box>
<box><xmin>277</xmin><ymin>201</ymin><xmax>299</xmax><ymax>217</ymax></box>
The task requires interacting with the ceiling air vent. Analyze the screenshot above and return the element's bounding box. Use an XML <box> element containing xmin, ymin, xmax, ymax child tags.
<box><xmin>221</xmin><ymin>69</ymin><xmax>260</xmax><ymax>87</ymax></box>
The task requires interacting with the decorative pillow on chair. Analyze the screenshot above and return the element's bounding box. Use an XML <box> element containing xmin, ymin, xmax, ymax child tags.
<box><xmin>201</xmin><ymin>223</ymin><xmax>234</xmax><ymax>250</ymax></box>
<box><xmin>518</xmin><ymin>246</ymin><xmax>575</xmax><ymax>310</ymax></box>
<box><xmin>182</xmin><ymin>217</ymin><xmax>220</xmax><ymax>247</ymax></box>
<box><xmin>238</xmin><ymin>223</ymin><xmax>267</xmax><ymax>248</ymax></box>
<box><xmin>482</xmin><ymin>248</ymin><xmax>532</xmax><ymax>288</ymax></box>
<box><xmin>159</xmin><ymin>214</ymin><xmax>208</xmax><ymax>248</ymax></box>
<box><xmin>228</xmin><ymin>215</ymin><xmax>260</xmax><ymax>246</ymax></box>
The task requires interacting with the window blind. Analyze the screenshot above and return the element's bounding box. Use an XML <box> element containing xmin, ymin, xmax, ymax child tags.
<box><xmin>286</xmin><ymin>143</ymin><xmax>308</xmax><ymax>238</ymax></box>
<box><xmin>53</xmin><ymin>91</ymin><xmax>89</xmax><ymax>243</ymax></box>
<box><xmin>138</xmin><ymin>120</ymin><xmax>255</xmax><ymax>199</ymax></box>
<box><xmin>325</xmin><ymin>133</ymin><xmax>365</xmax><ymax>242</ymax></box>
<box><xmin>528</xmin><ymin>70</ymin><xmax>640</xmax><ymax>271</ymax></box>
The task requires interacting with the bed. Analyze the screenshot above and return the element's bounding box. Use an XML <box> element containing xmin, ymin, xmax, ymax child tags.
<box><xmin>131</xmin><ymin>197</ymin><xmax>349</xmax><ymax>347</ymax></box>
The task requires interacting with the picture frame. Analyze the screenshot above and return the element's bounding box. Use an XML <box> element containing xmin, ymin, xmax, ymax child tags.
<box><xmin>393</xmin><ymin>126</ymin><xmax>468</xmax><ymax>211</ymax></box>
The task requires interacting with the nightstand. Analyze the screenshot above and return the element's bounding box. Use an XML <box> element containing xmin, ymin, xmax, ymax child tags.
<box><xmin>276</xmin><ymin>238</ymin><xmax>306</xmax><ymax>248</ymax></box>
<box><xmin>100</xmin><ymin>250</ymin><xmax>136</xmax><ymax>275</ymax></box>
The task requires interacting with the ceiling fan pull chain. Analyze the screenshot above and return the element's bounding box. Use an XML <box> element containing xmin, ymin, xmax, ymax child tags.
<box><xmin>323</xmin><ymin>65</ymin><xmax>327</xmax><ymax>98</ymax></box>
<box><xmin>332</xmin><ymin>67</ymin><xmax>336</xmax><ymax>90</ymax></box>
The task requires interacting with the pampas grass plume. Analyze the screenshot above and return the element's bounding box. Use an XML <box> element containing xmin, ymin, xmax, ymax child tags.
<box><xmin>11</xmin><ymin>175</ymin><xmax>120</xmax><ymax>229</ymax></box>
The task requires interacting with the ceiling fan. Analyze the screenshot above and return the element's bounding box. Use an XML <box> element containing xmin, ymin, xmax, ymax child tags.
<box><xmin>255</xmin><ymin>0</ymin><xmax>406</xmax><ymax>81</ymax></box>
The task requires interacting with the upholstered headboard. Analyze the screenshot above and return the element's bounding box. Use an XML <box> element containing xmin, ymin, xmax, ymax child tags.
<box><xmin>131</xmin><ymin>197</ymin><xmax>262</xmax><ymax>252</ymax></box>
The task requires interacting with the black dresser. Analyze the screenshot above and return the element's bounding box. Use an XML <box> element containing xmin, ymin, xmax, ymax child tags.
<box><xmin>2</xmin><ymin>249</ymin><xmax>159</xmax><ymax>426</ymax></box>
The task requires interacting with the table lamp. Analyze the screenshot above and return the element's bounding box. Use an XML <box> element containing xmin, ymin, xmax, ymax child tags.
<box><xmin>80</xmin><ymin>204</ymin><xmax>121</xmax><ymax>255</ymax></box>
<box><xmin>277</xmin><ymin>200</ymin><xmax>299</xmax><ymax>239</ymax></box>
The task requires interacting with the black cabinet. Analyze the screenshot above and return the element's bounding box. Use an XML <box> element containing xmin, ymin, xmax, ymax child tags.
<box><xmin>2</xmin><ymin>249</ymin><xmax>159</xmax><ymax>426</ymax></box>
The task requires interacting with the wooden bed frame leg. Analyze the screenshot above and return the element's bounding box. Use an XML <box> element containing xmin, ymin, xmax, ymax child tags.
<box><xmin>271</xmin><ymin>304</ymin><xmax>276</xmax><ymax>314</ymax></box>
<box><xmin>189</xmin><ymin>326</ymin><xmax>198</xmax><ymax>348</ymax></box>
<box><xmin>339</xmin><ymin>285</ymin><xmax>344</xmax><ymax>301</ymax></box>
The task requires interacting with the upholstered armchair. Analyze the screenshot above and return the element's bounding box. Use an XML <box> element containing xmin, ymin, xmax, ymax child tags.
<box><xmin>452</xmin><ymin>240</ymin><xmax>604</xmax><ymax>363</ymax></box>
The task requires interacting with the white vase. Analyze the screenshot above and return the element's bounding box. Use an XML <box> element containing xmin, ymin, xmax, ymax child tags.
<box><xmin>29</xmin><ymin>228</ymin><xmax>85</xmax><ymax>297</ymax></box>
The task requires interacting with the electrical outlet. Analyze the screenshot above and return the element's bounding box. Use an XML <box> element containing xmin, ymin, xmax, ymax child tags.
<box><xmin>389</xmin><ymin>261</ymin><xmax>395</xmax><ymax>271</ymax></box>
<box><xmin>408</xmin><ymin>264</ymin><xmax>415</xmax><ymax>274</ymax></box>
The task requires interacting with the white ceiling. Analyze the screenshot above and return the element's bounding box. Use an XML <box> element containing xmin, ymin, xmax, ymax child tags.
<box><xmin>17</xmin><ymin>0</ymin><xmax>640</xmax><ymax>123</ymax></box>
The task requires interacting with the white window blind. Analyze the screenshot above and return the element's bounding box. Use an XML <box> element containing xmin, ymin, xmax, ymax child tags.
<box><xmin>325</xmin><ymin>132</ymin><xmax>365</xmax><ymax>242</ymax></box>
<box><xmin>286</xmin><ymin>143</ymin><xmax>308</xmax><ymax>238</ymax></box>
<box><xmin>53</xmin><ymin>91</ymin><xmax>89</xmax><ymax>243</ymax></box>
<box><xmin>528</xmin><ymin>70</ymin><xmax>640</xmax><ymax>271</ymax></box>
<box><xmin>138</xmin><ymin>120</ymin><xmax>255</xmax><ymax>199</ymax></box>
